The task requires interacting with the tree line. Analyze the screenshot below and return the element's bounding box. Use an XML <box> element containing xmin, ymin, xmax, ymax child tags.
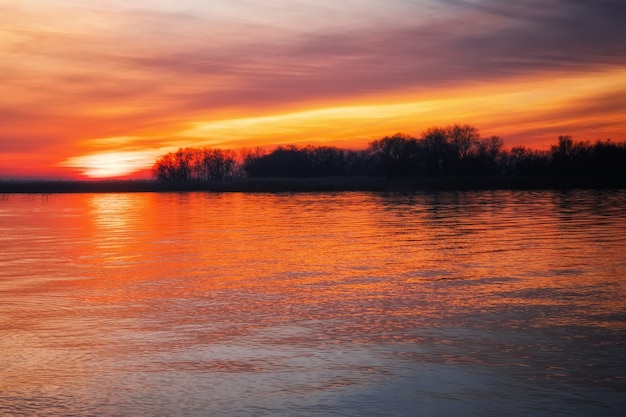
<box><xmin>152</xmin><ymin>124</ymin><xmax>626</xmax><ymax>181</ymax></box>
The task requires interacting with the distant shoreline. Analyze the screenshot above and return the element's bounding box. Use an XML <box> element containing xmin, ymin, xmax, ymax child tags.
<box><xmin>1</xmin><ymin>176</ymin><xmax>626</xmax><ymax>194</ymax></box>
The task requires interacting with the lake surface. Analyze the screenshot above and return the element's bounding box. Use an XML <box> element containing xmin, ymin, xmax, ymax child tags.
<box><xmin>1</xmin><ymin>190</ymin><xmax>625</xmax><ymax>416</ymax></box>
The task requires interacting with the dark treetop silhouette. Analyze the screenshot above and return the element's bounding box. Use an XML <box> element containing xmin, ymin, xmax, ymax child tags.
<box><xmin>152</xmin><ymin>125</ymin><xmax>626</xmax><ymax>181</ymax></box>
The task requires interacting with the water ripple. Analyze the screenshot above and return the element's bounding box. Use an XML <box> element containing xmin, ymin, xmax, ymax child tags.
<box><xmin>1</xmin><ymin>190</ymin><xmax>625</xmax><ymax>416</ymax></box>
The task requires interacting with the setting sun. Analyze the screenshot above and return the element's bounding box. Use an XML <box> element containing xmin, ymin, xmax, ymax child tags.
<box><xmin>60</xmin><ymin>151</ymin><xmax>162</xmax><ymax>178</ymax></box>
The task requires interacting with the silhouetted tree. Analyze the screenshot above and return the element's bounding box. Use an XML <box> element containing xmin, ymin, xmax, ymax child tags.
<box><xmin>550</xmin><ymin>135</ymin><xmax>574</xmax><ymax>176</ymax></box>
<box><xmin>153</xmin><ymin>129</ymin><xmax>626</xmax><ymax>182</ymax></box>
<box><xmin>590</xmin><ymin>139</ymin><xmax>626</xmax><ymax>176</ymax></box>
<box><xmin>420</xmin><ymin>127</ymin><xmax>450</xmax><ymax>176</ymax></box>
<box><xmin>476</xmin><ymin>135</ymin><xmax>504</xmax><ymax>174</ymax></box>
<box><xmin>308</xmin><ymin>146</ymin><xmax>349</xmax><ymax>176</ymax></box>
<box><xmin>205</xmin><ymin>149</ymin><xmax>238</xmax><ymax>180</ymax></box>
<box><xmin>345</xmin><ymin>149</ymin><xmax>372</xmax><ymax>176</ymax></box>
<box><xmin>502</xmin><ymin>146</ymin><xmax>550</xmax><ymax>176</ymax></box>
<box><xmin>241</xmin><ymin>147</ymin><xmax>267</xmax><ymax>178</ymax></box>
<box><xmin>368</xmin><ymin>134</ymin><xmax>420</xmax><ymax>177</ymax></box>
<box><xmin>241</xmin><ymin>145</ymin><xmax>372</xmax><ymax>178</ymax></box>
<box><xmin>447</xmin><ymin>124</ymin><xmax>480</xmax><ymax>167</ymax></box>
<box><xmin>547</xmin><ymin>136</ymin><xmax>626</xmax><ymax>177</ymax></box>
<box><xmin>241</xmin><ymin>146</ymin><xmax>311</xmax><ymax>177</ymax></box>
<box><xmin>152</xmin><ymin>148</ymin><xmax>193</xmax><ymax>181</ymax></box>
<box><xmin>153</xmin><ymin>147</ymin><xmax>238</xmax><ymax>181</ymax></box>
<box><xmin>418</xmin><ymin>124</ymin><xmax>482</xmax><ymax>175</ymax></box>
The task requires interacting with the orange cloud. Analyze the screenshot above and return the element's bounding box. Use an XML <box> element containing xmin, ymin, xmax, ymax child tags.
<box><xmin>1</xmin><ymin>1</ymin><xmax>626</xmax><ymax>178</ymax></box>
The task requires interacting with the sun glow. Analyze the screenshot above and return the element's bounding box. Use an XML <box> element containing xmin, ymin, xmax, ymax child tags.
<box><xmin>60</xmin><ymin>151</ymin><xmax>162</xmax><ymax>178</ymax></box>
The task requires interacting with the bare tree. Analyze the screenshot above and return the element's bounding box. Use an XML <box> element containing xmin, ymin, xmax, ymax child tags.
<box><xmin>479</xmin><ymin>136</ymin><xmax>504</xmax><ymax>160</ymax></box>
<box><xmin>153</xmin><ymin>147</ymin><xmax>238</xmax><ymax>181</ymax></box>
<box><xmin>447</xmin><ymin>124</ymin><xmax>480</xmax><ymax>161</ymax></box>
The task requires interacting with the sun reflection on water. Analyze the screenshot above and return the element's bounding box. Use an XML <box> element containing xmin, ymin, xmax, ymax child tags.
<box><xmin>1</xmin><ymin>190</ymin><xmax>625</xmax><ymax>416</ymax></box>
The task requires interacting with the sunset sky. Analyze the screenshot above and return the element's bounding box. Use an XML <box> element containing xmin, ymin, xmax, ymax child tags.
<box><xmin>1</xmin><ymin>0</ymin><xmax>625</xmax><ymax>178</ymax></box>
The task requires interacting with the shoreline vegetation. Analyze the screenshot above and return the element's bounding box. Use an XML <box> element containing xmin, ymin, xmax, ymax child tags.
<box><xmin>3</xmin><ymin>125</ymin><xmax>625</xmax><ymax>193</ymax></box>
<box><xmin>2</xmin><ymin>176</ymin><xmax>626</xmax><ymax>194</ymax></box>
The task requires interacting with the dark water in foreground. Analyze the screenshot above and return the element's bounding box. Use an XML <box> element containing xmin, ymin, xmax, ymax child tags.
<box><xmin>1</xmin><ymin>190</ymin><xmax>625</xmax><ymax>416</ymax></box>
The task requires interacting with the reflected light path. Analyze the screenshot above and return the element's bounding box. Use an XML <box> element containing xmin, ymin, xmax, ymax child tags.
<box><xmin>0</xmin><ymin>190</ymin><xmax>625</xmax><ymax>416</ymax></box>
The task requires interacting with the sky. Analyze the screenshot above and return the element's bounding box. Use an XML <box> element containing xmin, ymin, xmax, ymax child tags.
<box><xmin>1</xmin><ymin>0</ymin><xmax>625</xmax><ymax>178</ymax></box>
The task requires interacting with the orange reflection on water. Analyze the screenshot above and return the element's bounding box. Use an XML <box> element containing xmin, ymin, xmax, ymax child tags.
<box><xmin>1</xmin><ymin>190</ymin><xmax>626</xmax><ymax>415</ymax></box>
<box><xmin>46</xmin><ymin>191</ymin><xmax>625</xmax><ymax>338</ymax></box>
<box><xmin>3</xmin><ymin>190</ymin><xmax>626</xmax><ymax>333</ymax></box>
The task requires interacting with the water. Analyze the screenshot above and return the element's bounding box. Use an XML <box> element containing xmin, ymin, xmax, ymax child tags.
<box><xmin>1</xmin><ymin>190</ymin><xmax>625</xmax><ymax>416</ymax></box>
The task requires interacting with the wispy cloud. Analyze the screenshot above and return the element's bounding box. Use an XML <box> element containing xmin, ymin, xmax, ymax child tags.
<box><xmin>1</xmin><ymin>0</ymin><xmax>625</xmax><ymax>177</ymax></box>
